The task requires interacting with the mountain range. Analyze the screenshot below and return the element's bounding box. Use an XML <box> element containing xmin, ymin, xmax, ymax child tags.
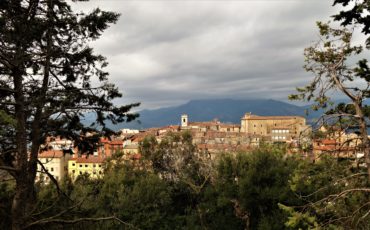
<box><xmin>98</xmin><ymin>99</ymin><xmax>324</xmax><ymax>131</ymax></box>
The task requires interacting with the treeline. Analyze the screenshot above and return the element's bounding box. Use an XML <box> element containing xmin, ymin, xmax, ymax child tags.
<box><xmin>1</xmin><ymin>132</ymin><xmax>369</xmax><ymax>229</ymax></box>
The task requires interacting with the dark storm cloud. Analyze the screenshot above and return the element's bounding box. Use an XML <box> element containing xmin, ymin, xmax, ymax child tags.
<box><xmin>72</xmin><ymin>1</ymin><xmax>341</xmax><ymax>109</ymax></box>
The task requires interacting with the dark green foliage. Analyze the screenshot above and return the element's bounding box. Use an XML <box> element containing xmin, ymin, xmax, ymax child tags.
<box><xmin>285</xmin><ymin>156</ymin><xmax>370</xmax><ymax>229</ymax></box>
<box><xmin>0</xmin><ymin>180</ymin><xmax>13</xmax><ymax>227</ymax></box>
<box><xmin>0</xmin><ymin>0</ymin><xmax>140</xmax><ymax>167</ymax></box>
<box><xmin>215</xmin><ymin>146</ymin><xmax>301</xmax><ymax>229</ymax></box>
<box><xmin>0</xmin><ymin>1</ymin><xmax>139</xmax><ymax>228</ymax></box>
<box><xmin>95</xmin><ymin>165</ymin><xmax>175</xmax><ymax>229</ymax></box>
<box><xmin>333</xmin><ymin>0</ymin><xmax>370</xmax><ymax>45</ymax></box>
<box><xmin>140</xmin><ymin>131</ymin><xmax>207</xmax><ymax>185</ymax></box>
<box><xmin>2</xmin><ymin>143</ymin><xmax>367</xmax><ymax>229</ymax></box>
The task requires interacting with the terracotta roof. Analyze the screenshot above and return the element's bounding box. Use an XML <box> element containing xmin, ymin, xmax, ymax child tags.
<box><xmin>100</xmin><ymin>138</ymin><xmax>110</xmax><ymax>143</ymax></box>
<box><xmin>99</xmin><ymin>137</ymin><xmax>123</xmax><ymax>145</ymax></box>
<box><xmin>159</xmin><ymin>125</ymin><xmax>180</xmax><ymax>130</ymax></box>
<box><xmin>38</xmin><ymin>150</ymin><xmax>64</xmax><ymax>158</ymax></box>
<box><xmin>321</xmin><ymin>139</ymin><xmax>337</xmax><ymax>145</ymax></box>
<box><xmin>314</xmin><ymin>146</ymin><xmax>354</xmax><ymax>152</ymax></box>
<box><xmin>70</xmin><ymin>156</ymin><xmax>105</xmax><ymax>163</ymax></box>
<box><xmin>242</xmin><ymin>115</ymin><xmax>304</xmax><ymax>120</ymax></box>
<box><xmin>189</xmin><ymin>122</ymin><xmax>219</xmax><ymax>126</ymax></box>
<box><xmin>110</xmin><ymin>140</ymin><xmax>123</xmax><ymax>145</ymax></box>
<box><xmin>219</xmin><ymin>124</ymin><xmax>240</xmax><ymax>128</ymax></box>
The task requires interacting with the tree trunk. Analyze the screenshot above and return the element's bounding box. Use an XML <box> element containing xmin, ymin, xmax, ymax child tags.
<box><xmin>353</xmin><ymin>101</ymin><xmax>370</xmax><ymax>181</ymax></box>
<box><xmin>11</xmin><ymin>58</ymin><xmax>34</xmax><ymax>229</ymax></box>
<box><xmin>11</xmin><ymin>176</ymin><xmax>35</xmax><ymax>230</ymax></box>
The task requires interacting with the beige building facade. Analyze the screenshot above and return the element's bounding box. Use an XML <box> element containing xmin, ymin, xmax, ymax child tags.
<box><xmin>37</xmin><ymin>150</ymin><xmax>71</xmax><ymax>183</ymax></box>
<box><xmin>240</xmin><ymin>113</ymin><xmax>309</xmax><ymax>142</ymax></box>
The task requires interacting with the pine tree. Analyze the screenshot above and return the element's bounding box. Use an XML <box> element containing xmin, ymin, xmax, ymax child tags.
<box><xmin>0</xmin><ymin>0</ymin><xmax>139</xmax><ymax>229</ymax></box>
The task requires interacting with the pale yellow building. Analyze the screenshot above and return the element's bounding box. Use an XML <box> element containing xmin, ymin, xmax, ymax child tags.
<box><xmin>240</xmin><ymin>113</ymin><xmax>309</xmax><ymax>142</ymax></box>
<box><xmin>68</xmin><ymin>156</ymin><xmax>104</xmax><ymax>180</ymax></box>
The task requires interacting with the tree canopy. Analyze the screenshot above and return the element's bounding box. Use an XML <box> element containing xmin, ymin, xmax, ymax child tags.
<box><xmin>290</xmin><ymin>0</ymin><xmax>370</xmax><ymax>179</ymax></box>
<box><xmin>0</xmin><ymin>0</ymin><xmax>138</xmax><ymax>228</ymax></box>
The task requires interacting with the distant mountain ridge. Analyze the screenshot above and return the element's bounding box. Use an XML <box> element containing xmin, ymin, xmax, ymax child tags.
<box><xmin>108</xmin><ymin>98</ymin><xmax>321</xmax><ymax>131</ymax></box>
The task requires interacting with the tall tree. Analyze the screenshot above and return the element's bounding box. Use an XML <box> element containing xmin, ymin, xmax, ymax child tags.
<box><xmin>0</xmin><ymin>0</ymin><xmax>139</xmax><ymax>229</ymax></box>
<box><xmin>290</xmin><ymin>0</ymin><xmax>370</xmax><ymax>179</ymax></box>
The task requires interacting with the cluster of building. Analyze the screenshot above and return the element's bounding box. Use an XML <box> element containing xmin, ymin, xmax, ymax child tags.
<box><xmin>312</xmin><ymin>126</ymin><xmax>365</xmax><ymax>160</ymax></box>
<box><xmin>36</xmin><ymin>112</ymin><xmax>366</xmax><ymax>183</ymax></box>
<box><xmin>36</xmin><ymin>136</ymin><xmax>133</xmax><ymax>182</ymax></box>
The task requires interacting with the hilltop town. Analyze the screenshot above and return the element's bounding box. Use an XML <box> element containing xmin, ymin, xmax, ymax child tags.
<box><xmin>1</xmin><ymin>1</ymin><xmax>370</xmax><ymax>229</ymax></box>
<box><xmin>36</xmin><ymin>112</ymin><xmax>365</xmax><ymax>183</ymax></box>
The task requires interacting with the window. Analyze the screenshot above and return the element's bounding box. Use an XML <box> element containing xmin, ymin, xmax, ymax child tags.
<box><xmin>254</xmin><ymin>124</ymin><xmax>256</xmax><ymax>127</ymax></box>
<box><xmin>99</xmin><ymin>171</ymin><xmax>102</xmax><ymax>174</ymax></box>
<box><xmin>85</xmin><ymin>164</ymin><xmax>88</xmax><ymax>167</ymax></box>
<box><xmin>72</xmin><ymin>163</ymin><xmax>75</xmax><ymax>166</ymax></box>
<box><xmin>79</xmin><ymin>164</ymin><xmax>82</xmax><ymax>167</ymax></box>
<box><xmin>50</xmin><ymin>167</ymin><xmax>54</xmax><ymax>172</ymax></box>
<box><xmin>93</xmin><ymin>164</ymin><xmax>96</xmax><ymax>168</ymax></box>
<box><xmin>55</xmin><ymin>176</ymin><xmax>59</xmax><ymax>180</ymax></box>
<box><xmin>260</xmin><ymin>124</ymin><xmax>262</xmax><ymax>127</ymax></box>
<box><xmin>79</xmin><ymin>171</ymin><xmax>82</xmax><ymax>175</ymax></box>
<box><xmin>98</xmin><ymin>164</ymin><xmax>101</xmax><ymax>168</ymax></box>
<box><xmin>72</xmin><ymin>170</ymin><xmax>75</xmax><ymax>174</ymax></box>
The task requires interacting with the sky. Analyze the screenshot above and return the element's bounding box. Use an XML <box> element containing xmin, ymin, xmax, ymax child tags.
<box><xmin>73</xmin><ymin>0</ymin><xmax>341</xmax><ymax>110</ymax></box>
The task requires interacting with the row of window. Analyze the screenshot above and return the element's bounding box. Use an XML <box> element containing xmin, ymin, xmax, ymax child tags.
<box><xmin>72</xmin><ymin>163</ymin><xmax>101</xmax><ymax>168</ymax></box>
<box><xmin>253</xmin><ymin>124</ymin><xmax>280</xmax><ymax>128</ymax></box>
<box><xmin>272</xmin><ymin>136</ymin><xmax>286</xmax><ymax>140</ymax></box>
<box><xmin>44</xmin><ymin>167</ymin><xmax>56</xmax><ymax>172</ymax></box>
<box><xmin>253</xmin><ymin>124</ymin><xmax>263</xmax><ymax>127</ymax></box>
<box><xmin>271</xmin><ymin>130</ymin><xmax>289</xmax><ymax>133</ymax></box>
<box><xmin>71</xmin><ymin>170</ymin><xmax>103</xmax><ymax>175</ymax></box>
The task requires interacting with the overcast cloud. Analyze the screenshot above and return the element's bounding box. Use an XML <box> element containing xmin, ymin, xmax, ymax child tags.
<box><xmin>73</xmin><ymin>1</ymin><xmax>341</xmax><ymax>110</ymax></box>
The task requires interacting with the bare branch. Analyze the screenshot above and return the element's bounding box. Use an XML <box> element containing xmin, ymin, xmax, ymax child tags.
<box><xmin>0</xmin><ymin>165</ymin><xmax>18</xmax><ymax>172</ymax></box>
<box><xmin>25</xmin><ymin>216</ymin><xmax>138</xmax><ymax>229</ymax></box>
<box><xmin>37</xmin><ymin>160</ymin><xmax>72</xmax><ymax>201</ymax></box>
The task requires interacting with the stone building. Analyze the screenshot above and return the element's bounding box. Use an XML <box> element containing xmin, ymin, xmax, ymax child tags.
<box><xmin>240</xmin><ymin>112</ymin><xmax>309</xmax><ymax>142</ymax></box>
